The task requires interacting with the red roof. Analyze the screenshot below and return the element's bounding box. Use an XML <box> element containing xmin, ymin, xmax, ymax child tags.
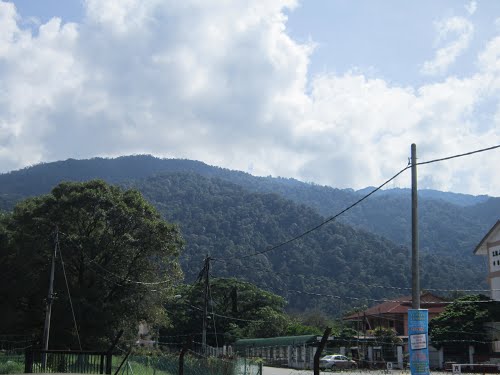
<box><xmin>343</xmin><ymin>292</ymin><xmax>448</xmax><ymax>320</ymax></box>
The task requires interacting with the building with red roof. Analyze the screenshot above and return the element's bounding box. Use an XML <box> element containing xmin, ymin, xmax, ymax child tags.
<box><xmin>343</xmin><ymin>292</ymin><xmax>448</xmax><ymax>337</ymax></box>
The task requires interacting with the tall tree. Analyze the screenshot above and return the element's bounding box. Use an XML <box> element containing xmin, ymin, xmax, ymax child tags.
<box><xmin>0</xmin><ymin>180</ymin><xmax>184</xmax><ymax>349</ymax></box>
<box><xmin>161</xmin><ymin>278</ymin><xmax>291</xmax><ymax>346</ymax></box>
<box><xmin>429</xmin><ymin>294</ymin><xmax>500</xmax><ymax>351</ymax></box>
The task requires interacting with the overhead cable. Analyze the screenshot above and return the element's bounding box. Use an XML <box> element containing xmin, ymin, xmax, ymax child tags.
<box><xmin>416</xmin><ymin>144</ymin><xmax>500</xmax><ymax>166</ymax></box>
<box><xmin>56</xmin><ymin>231</ymin><xmax>83</xmax><ymax>351</ymax></box>
<box><xmin>212</xmin><ymin>258</ymin><xmax>493</xmax><ymax>293</ymax></box>
<box><xmin>220</xmin><ymin>164</ymin><xmax>411</xmax><ymax>261</ymax></box>
<box><xmin>186</xmin><ymin>303</ymin><xmax>265</xmax><ymax>323</ymax></box>
<box><xmin>288</xmin><ymin>289</ymin><xmax>497</xmax><ymax>304</ymax></box>
<box><xmin>58</xmin><ymin>231</ymin><xmax>173</xmax><ymax>286</ymax></box>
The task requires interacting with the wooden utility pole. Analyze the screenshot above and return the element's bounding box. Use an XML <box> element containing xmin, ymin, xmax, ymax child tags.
<box><xmin>411</xmin><ymin>144</ymin><xmax>420</xmax><ymax>309</ymax></box>
<box><xmin>202</xmin><ymin>256</ymin><xmax>210</xmax><ymax>353</ymax></box>
<box><xmin>314</xmin><ymin>327</ymin><xmax>332</xmax><ymax>375</ymax></box>
<box><xmin>42</xmin><ymin>228</ymin><xmax>59</xmax><ymax>367</ymax></box>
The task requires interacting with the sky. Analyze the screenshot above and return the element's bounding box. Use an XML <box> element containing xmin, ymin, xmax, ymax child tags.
<box><xmin>1</xmin><ymin>0</ymin><xmax>499</xmax><ymax>196</ymax></box>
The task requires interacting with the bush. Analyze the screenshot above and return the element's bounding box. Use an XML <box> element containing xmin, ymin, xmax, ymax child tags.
<box><xmin>0</xmin><ymin>360</ymin><xmax>24</xmax><ymax>374</ymax></box>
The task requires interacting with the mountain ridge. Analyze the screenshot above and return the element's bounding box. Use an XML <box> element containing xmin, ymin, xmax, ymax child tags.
<box><xmin>1</xmin><ymin>155</ymin><xmax>496</xmax><ymax>257</ymax></box>
<box><xmin>0</xmin><ymin>155</ymin><xmax>496</xmax><ymax>282</ymax></box>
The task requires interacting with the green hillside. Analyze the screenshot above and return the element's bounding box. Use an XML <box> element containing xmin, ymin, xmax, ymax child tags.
<box><xmin>0</xmin><ymin>156</ymin><xmax>494</xmax><ymax>316</ymax></box>
<box><xmin>0</xmin><ymin>155</ymin><xmax>496</xmax><ymax>261</ymax></box>
<box><xmin>126</xmin><ymin>173</ymin><xmax>487</xmax><ymax>315</ymax></box>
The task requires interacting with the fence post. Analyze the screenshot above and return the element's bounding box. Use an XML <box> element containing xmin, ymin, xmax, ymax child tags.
<box><xmin>24</xmin><ymin>347</ymin><xmax>33</xmax><ymax>373</ymax></box>
<box><xmin>113</xmin><ymin>348</ymin><xmax>131</xmax><ymax>375</ymax></box>
<box><xmin>179</xmin><ymin>335</ymin><xmax>193</xmax><ymax>375</ymax></box>
<box><xmin>105</xmin><ymin>329</ymin><xmax>124</xmax><ymax>375</ymax></box>
<box><xmin>314</xmin><ymin>327</ymin><xmax>332</xmax><ymax>375</ymax></box>
<box><xmin>100</xmin><ymin>354</ymin><xmax>105</xmax><ymax>374</ymax></box>
<box><xmin>106</xmin><ymin>353</ymin><xmax>113</xmax><ymax>374</ymax></box>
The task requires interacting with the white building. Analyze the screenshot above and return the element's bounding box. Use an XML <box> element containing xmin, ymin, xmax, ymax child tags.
<box><xmin>474</xmin><ymin>220</ymin><xmax>500</xmax><ymax>301</ymax></box>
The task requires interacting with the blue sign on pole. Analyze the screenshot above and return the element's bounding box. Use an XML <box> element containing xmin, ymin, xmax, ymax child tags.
<box><xmin>408</xmin><ymin>309</ymin><xmax>430</xmax><ymax>375</ymax></box>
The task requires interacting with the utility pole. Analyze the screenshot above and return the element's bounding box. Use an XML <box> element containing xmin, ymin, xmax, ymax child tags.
<box><xmin>411</xmin><ymin>144</ymin><xmax>420</xmax><ymax>309</ymax></box>
<box><xmin>42</xmin><ymin>228</ymin><xmax>58</xmax><ymax>367</ymax></box>
<box><xmin>202</xmin><ymin>255</ymin><xmax>210</xmax><ymax>353</ymax></box>
<box><xmin>363</xmin><ymin>312</ymin><xmax>367</xmax><ymax>361</ymax></box>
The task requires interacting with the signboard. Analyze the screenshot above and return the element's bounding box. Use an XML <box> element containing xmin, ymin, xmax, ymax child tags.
<box><xmin>386</xmin><ymin>362</ymin><xmax>393</xmax><ymax>373</ymax></box>
<box><xmin>408</xmin><ymin>309</ymin><xmax>430</xmax><ymax>375</ymax></box>
<box><xmin>452</xmin><ymin>364</ymin><xmax>461</xmax><ymax>374</ymax></box>
<box><xmin>410</xmin><ymin>333</ymin><xmax>427</xmax><ymax>350</ymax></box>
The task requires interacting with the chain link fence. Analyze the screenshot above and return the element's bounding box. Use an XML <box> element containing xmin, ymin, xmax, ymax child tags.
<box><xmin>1</xmin><ymin>349</ymin><xmax>261</xmax><ymax>375</ymax></box>
<box><xmin>116</xmin><ymin>353</ymin><xmax>261</xmax><ymax>375</ymax></box>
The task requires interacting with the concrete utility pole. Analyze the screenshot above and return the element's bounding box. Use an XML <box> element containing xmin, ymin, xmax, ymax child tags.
<box><xmin>411</xmin><ymin>144</ymin><xmax>420</xmax><ymax>309</ymax></box>
<box><xmin>42</xmin><ymin>228</ymin><xmax>58</xmax><ymax>367</ymax></box>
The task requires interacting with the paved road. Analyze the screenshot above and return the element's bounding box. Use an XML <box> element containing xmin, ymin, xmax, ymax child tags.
<box><xmin>263</xmin><ymin>368</ymin><xmax>363</xmax><ymax>375</ymax></box>
<box><xmin>263</xmin><ymin>368</ymin><xmax>449</xmax><ymax>375</ymax></box>
<box><xmin>263</xmin><ymin>367</ymin><xmax>326</xmax><ymax>375</ymax></box>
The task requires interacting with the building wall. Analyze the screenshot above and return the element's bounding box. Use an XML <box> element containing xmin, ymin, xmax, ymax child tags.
<box><xmin>491</xmin><ymin>277</ymin><xmax>500</xmax><ymax>301</ymax></box>
<box><xmin>487</xmin><ymin>228</ymin><xmax>500</xmax><ymax>301</ymax></box>
<box><xmin>488</xmin><ymin>243</ymin><xmax>500</xmax><ymax>274</ymax></box>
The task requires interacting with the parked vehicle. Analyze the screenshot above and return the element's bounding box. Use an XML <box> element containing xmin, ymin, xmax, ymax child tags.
<box><xmin>320</xmin><ymin>354</ymin><xmax>358</xmax><ymax>370</ymax></box>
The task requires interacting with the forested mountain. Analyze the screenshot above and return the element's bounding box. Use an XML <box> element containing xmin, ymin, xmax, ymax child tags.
<box><xmin>0</xmin><ymin>155</ymin><xmax>497</xmax><ymax>268</ymax></box>
<box><xmin>356</xmin><ymin>187</ymin><xmax>490</xmax><ymax>207</ymax></box>
<box><xmin>129</xmin><ymin>173</ymin><xmax>487</xmax><ymax>315</ymax></box>
<box><xmin>3</xmin><ymin>163</ymin><xmax>489</xmax><ymax>315</ymax></box>
<box><xmin>0</xmin><ymin>156</ymin><xmax>492</xmax><ymax>313</ymax></box>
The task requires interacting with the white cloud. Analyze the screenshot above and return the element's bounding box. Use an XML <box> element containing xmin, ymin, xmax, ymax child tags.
<box><xmin>421</xmin><ymin>17</ymin><xmax>474</xmax><ymax>76</ymax></box>
<box><xmin>478</xmin><ymin>35</ymin><xmax>500</xmax><ymax>73</ymax></box>
<box><xmin>0</xmin><ymin>1</ymin><xmax>499</xmax><ymax>195</ymax></box>
<box><xmin>465</xmin><ymin>1</ymin><xmax>477</xmax><ymax>16</ymax></box>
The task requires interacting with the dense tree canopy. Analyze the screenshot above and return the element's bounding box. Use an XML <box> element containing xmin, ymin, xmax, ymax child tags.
<box><xmin>429</xmin><ymin>294</ymin><xmax>500</xmax><ymax>350</ymax></box>
<box><xmin>161</xmin><ymin>278</ymin><xmax>320</xmax><ymax>346</ymax></box>
<box><xmin>0</xmin><ymin>180</ymin><xmax>184</xmax><ymax>349</ymax></box>
<box><xmin>0</xmin><ymin>156</ymin><xmax>496</xmax><ymax>321</ymax></box>
<box><xmin>131</xmin><ymin>173</ymin><xmax>489</xmax><ymax>315</ymax></box>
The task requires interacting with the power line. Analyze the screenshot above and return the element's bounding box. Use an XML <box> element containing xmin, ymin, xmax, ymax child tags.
<box><xmin>287</xmin><ymin>289</ymin><xmax>497</xmax><ymax>304</ymax></box>
<box><xmin>58</xmin><ymin>231</ymin><xmax>174</xmax><ymax>286</ymax></box>
<box><xmin>87</xmin><ymin>258</ymin><xmax>174</xmax><ymax>285</ymax></box>
<box><xmin>416</xmin><ymin>144</ymin><xmax>500</xmax><ymax>166</ymax></box>
<box><xmin>220</xmin><ymin>164</ymin><xmax>411</xmax><ymax>261</ymax></box>
<box><xmin>212</xmin><ymin>258</ymin><xmax>493</xmax><ymax>294</ymax></box>
<box><xmin>186</xmin><ymin>302</ymin><xmax>265</xmax><ymax>323</ymax></box>
<box><xmin>217</xmin><ymin>144</ymin><xmax>500</xmax><ymax>262</ymax></box>
<box><xmin>208</xmin><ymin>277</ymin><xmax>219</xmax><ymax>348</ymax></box>
<box><xmin>56</xmin><ymin>234</ymin><xmax>83</xmax><ymax>351</ymax></box>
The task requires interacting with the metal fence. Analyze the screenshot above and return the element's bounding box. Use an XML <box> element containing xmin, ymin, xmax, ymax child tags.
<box><xmin>116</xmin><ymin>354</ymin><xmax>261</xmax><ymax>375</ymax></box>
<box><xmin>113</xmin><ymin>353</ymin><xmax>261</xmax><ymax>375</ymax></box>
<box><xmin>25</xmin><ymin>350</ymin><xmax>112</xmax><ymax>374</ymax></box>
<box><xmin>1</xmin><ymin>348</ymin><xmax>261</xmax><ymax>375</ymax></box>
